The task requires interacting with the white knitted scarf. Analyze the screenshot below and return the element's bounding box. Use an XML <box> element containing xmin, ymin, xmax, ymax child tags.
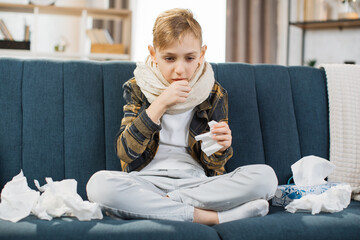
<box><xmin>134</xmin><ymin>56</ymin><xmax>215</xmax><ymax>114</ymax></box>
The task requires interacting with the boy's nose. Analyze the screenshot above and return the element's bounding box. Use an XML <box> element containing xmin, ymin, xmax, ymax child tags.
<box><xmin>175</xmin><ymin>62</ymin><xmax>185</xmax><ymax>75</ymax></box>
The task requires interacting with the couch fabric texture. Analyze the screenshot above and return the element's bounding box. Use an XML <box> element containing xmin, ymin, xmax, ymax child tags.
<box><xmin>0</xmin><ymin>58</ymin><xmax>359</xmax><ymax>239</ymax></box>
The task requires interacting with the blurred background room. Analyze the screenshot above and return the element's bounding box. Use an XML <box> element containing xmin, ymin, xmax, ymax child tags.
<box><xmin>0</xmin><ymin>0</ymin><xmax>359</xmax><ymax>66</ymax></box>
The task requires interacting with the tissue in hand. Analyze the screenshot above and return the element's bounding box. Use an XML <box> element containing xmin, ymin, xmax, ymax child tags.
<box><xmin>291</xmin><ymin>155</ymin><xmax>336</xmax><ymax>187</ymax></box>
<box><xmin>194</xmin><ymin>120</ymin><xmax>223</xmax><ymax>156</ymax></box>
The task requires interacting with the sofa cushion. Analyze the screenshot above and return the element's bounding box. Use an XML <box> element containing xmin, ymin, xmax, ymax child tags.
<box><xmin>0</xmin><ymin>58</ymin><xmax>23</xmax><ymax>188</ymax></box>
<box><xmin>217</xmin><ymin>63</ymin><xmax>329</xmax><ymax>184</ymax></box>
<box><xmin>62</xmin><ymin>61</ymin><xmax>106</xmax><ymax>199</ymax></box>
<box><xmin>288</xmin><ymin>67</ymin><xmax>329</xmax><ymax>161</ymax></box>
<box><xmin>1</xmin><ymin>202</ymin><xmax>358</xmax><ymax>240</ymax></box>
<box><xmin>22</xmin><ymin>60</ymin><xmax>65</xmax><ymax>190</ymax></box>
<box><xmin>213</xmin><ymin>200</ymin><xmax>360</xmax><ymax>240</ymax></box>
<box><xmin>0</xmin><ymin>216</ymin><xmax>220</xmax><ymax>240</ymax></box>
<box><xmin>102</xmin><ymin>62</ymin><xmax>136</xmax><ymax>171</ymax></box>
<box><xmin>217</xmin><ymin>63</ymin><xmax>265</xmax><ymax>170</ymax></box>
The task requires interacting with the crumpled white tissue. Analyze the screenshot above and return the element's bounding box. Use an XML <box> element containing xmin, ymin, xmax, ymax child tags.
<box><xmin>291</xmin><ymin>155</ymin><xmax>336</xmax><ymax>186</ymax></box>
<box><xmin>0</xmin><ymin>171</ymin><xmax>40</xmax><ymax>223</ymax></box>
<box><xmin>285</xmin><ymin>184</ymin><xmax>352</xmax><ymax>214</ymax></box>
<box><xmin>0</xmin><ymin>171</ymin><xmax>103</xmax><ymax>222</ymax></box>
<box><xmin>195</xmin><ymin>120</ymin><xmax>223</xmax><ymax>156</ymax></box>
<box><xmin>33</xmin><ymin>178</ymin><xmax>103</xmax><ymax>221</ymax></box>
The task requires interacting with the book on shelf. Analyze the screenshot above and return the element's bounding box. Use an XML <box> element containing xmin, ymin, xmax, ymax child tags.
<box><xmin>297</xmin><ymin>0</ymin><xmax>304</xmax><ymax>22</ymax></box>
<box><xmin>87</xmin><ymin>28</ymin><xmax>123</xmax><ymax>54</ymax></box>
<box><xmin>299</xmin><ymin>0</ymin><xmax>331</xmax><ymax>22</ymax></box>
<box><xmin>86</xmin><ymin>29</ymin><xmax>114</xmax><ymax>44</ymax></box>
<box><xmin>0</xmin><ymin>19</ymin><xmax>14</xmax><ymax>41</ymax></box>
<box><xmin>90</xmin><ymin>43</ymin><xmax>124</xmax><ymax>54</ymax></box>
<box><xmin>24</xmin><ymin>25</ymin><xmax>30</xmax><ymax>41</ymax></box>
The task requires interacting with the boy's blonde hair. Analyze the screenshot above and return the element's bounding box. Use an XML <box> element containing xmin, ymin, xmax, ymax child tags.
<box><xmin>152</xmin><ymin>8</ymin><xmax>202</xmax><ymax>50</ymax></box>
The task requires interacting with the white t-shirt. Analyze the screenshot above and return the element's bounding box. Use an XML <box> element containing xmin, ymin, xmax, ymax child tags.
<box><xmin>141</xmin><ymin>108</ymin><xmax>205</xmax><ymax>173</ymax></box>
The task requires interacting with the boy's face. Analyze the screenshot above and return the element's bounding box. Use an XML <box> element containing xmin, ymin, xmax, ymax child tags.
<box><xmin>149</xmin><ymin>33</ymin><xmax>207</xmax><ymax>84</ymax></box>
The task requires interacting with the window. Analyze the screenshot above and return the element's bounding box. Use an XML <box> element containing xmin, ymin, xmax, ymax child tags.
<box><xmin>130</xmin><ymin>0</ymin><xmax>226</xmax><ymax>62</ymax></box>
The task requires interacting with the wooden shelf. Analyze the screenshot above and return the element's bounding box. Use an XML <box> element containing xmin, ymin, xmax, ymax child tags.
<box><xmin>0</xmin><ymin>49</ymin><xmax>130</xmax><ymax>61</ymax></box>
<box><xmin>290</xmin><ymin>19</ymin><xmax>360</xmax><ymax>30</ymax></box>
<box><xmin>0</xmin><ymin>3</ymin><xmax>131</xmax><ymax>60</ymax></box>
<box><xmin>0</xmin><ymin>3</ymin><xmax>131</xmax><ymax>19</ymax></box>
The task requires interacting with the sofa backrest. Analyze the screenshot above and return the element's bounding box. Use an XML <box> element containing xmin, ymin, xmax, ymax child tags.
<box><xmin>0</xmin><ymin>58</ymin><xmax>329</xmax><ymax>199</ymax></box>
<box><xmin>217</xmin><ymin>63</ymin><xmax>329</xmax><ymax>182</ymax></box>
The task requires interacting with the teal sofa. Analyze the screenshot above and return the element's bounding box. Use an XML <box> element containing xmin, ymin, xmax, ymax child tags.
<box><xmin>0</xmin><ymin>58</ymin><xmax>359</xmax><ymax>239</ymax></box>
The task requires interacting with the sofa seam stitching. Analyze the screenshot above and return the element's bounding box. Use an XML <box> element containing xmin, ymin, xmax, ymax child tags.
<box><xmin>287</xmin><ymin>67</ymin><xmax>302</xmax><ymax>157</ymax></box>
<box><xmin>252</xmin><ymin>65</ymin><xmax>267</xmax><ymax>165</ymax></box>
<box><xmin>101</xmin><ymin>64</ymin><xmax>107</xmax><ymax>170</ymax></box>
<box><xmin>62</xmin><ymin>62</ymin><xmax>65</xmax><ymax>180</ymax></box>
<box><xmin>21</xmin><ymin>59</ymin><xmax>24</xmax><ymax>171</ymax></box>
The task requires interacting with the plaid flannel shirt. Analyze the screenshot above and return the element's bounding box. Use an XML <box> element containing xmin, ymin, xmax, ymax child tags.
<box><xmin>115</xmin><ymin>78</ymin><xmax>233</xmax><ymax>176</ymax></box>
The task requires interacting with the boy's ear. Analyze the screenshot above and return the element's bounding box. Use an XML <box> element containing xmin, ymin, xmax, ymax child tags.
<box><xmin>199</xmin><ymin>45</ymin><xmax>207</xmax><ymax>64</ymax></box>
<box><xmin>148</xmin><ymin>45</ymin><xmax>157</xmax><ymax>64</ymax></box>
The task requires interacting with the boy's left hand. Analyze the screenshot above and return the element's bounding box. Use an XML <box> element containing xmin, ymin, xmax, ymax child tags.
<box><xmin>211</xmin><ymin>122</ymin><xmax>232</xmax><ymax>153</ymax></box>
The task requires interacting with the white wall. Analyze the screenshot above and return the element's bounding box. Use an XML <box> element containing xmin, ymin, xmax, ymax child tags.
<box><xmin>287</xmin><ymin>26</ymin><xmax>360</xmax><ymax>66</ymax></box>
<box><xmin>284</xmin><ymin>0</ymin><xmax>360</xmax><ymax>66</ymax></box>
<box><xmin>130</xmin><ymin>0</ymin><xmax>226</xmax><ymax>62</ymax></box>
<box><xmin>303</xmin><ymin>28</ymin><xmax>360</xmax><ymax>65</ymax></box>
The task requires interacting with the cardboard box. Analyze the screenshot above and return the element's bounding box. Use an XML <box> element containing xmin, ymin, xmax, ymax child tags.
<box><xmin>272</xmin><ymin>182</ymin><xmax>347</xmax><ymax>207</ymax></box>
<box><xmin>91</xmin><ymin>43</ymin><xmax>124</xmax><ymax>54</ymax></box>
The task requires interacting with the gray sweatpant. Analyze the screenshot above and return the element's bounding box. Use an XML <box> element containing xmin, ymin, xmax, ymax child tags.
<box><xmin>86</xmin><ymin>164</ymin><xmax>278</xmax><ymax>222</ymax></box>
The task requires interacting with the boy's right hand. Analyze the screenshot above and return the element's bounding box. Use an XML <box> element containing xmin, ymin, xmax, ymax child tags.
<box><xmin>146</xmin><ymin>80</ymin><xmax>191</xmax><ymax>124</ymax></box>
<box><xmin>158</xmin><ymin>80</ymin><xmax>192</xmax><ymax>108</ymax></box>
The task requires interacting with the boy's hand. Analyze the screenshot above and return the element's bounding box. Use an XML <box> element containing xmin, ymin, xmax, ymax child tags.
<box><xmin>146</xmin><ymin>80</ymin><xmax>191</xmax><ymax>124</ymax></box>
<box><xmin>211</xmin><ymin>122</ymin><xmax>232</xmax><ymax>152</ymax></box>
<box><xmin>158</xmin><ymin>80</ymin><xmax>191</xmax><ymax>108</ymax></box>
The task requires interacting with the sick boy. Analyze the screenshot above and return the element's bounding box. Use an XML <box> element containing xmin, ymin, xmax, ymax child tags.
<box><xmin>87</xmin><ymin>8</ymin><xmax>278</xmax><ymax>225</ymax></box>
